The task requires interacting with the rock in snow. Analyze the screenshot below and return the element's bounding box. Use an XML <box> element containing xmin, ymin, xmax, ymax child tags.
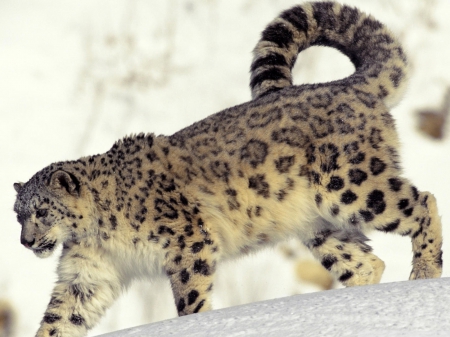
<box><xmin>96</xmin><ymin>278</ymin><xmax>450</xmax><ymax>337</ymax></box>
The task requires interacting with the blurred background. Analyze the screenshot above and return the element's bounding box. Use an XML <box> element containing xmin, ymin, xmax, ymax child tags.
<box><xmin>1</xmin><ymin>0</ymin><xmax>449</xmax><ymax>336</ymax></box>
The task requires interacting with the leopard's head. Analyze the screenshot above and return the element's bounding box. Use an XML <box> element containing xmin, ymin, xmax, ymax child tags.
<box><xmin>13</xmin><ymin>169</ymin><xmax>95</xmax><ymax>258</ymax></box>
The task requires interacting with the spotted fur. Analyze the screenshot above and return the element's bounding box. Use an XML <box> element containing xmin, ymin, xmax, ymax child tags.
<box><xmin>13</xmin><ymin>2</ymin><xmax>442</xmax><ymax>337</ymax></box>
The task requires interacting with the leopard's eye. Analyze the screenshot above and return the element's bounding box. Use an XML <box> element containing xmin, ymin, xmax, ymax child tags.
<box><xmin>36</xmin><ymin>209</ymin><xmax>48</xmax><ymax>218</ymax></box>
<box><xmin>16</xmin><ymin>214</ymin><xmax>24</xmax><ymax>225</ymax></box>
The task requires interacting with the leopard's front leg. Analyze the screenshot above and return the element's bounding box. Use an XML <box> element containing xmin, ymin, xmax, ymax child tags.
<box><xmin>36</xmin><ymin>246</ymin><xmax>121</xmax><ymax>337</ymax></box>
<box><xmin>164</xmin><ymin>228</ymin><xmax>219</xmax><ymax>316</ymax></box>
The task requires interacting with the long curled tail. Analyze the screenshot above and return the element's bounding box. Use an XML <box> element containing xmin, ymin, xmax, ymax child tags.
<box><xmin>250</xmin><ymin>2</ymin><xmax>408</xmax><ymax>108</ymax></box>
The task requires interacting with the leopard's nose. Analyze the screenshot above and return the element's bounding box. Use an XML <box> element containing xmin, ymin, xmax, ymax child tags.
<box><xmin>21</xmin><ymin>236</ymin><xmax>35</xmax><ymax>248</ymax></box>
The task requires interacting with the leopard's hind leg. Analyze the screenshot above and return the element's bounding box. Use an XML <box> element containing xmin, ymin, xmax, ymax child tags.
<box><xmin>313</xmin><ymin>176</ymin><xmax>443</xmax><ymax>283</ymax></box>
<box><xmin>303</xmin><ymin>223</ymin><xmax>385</xmax><ymax>287</ymax></box>
<box><xmin>407</xmin><ymin>191</ymin><xmax>443</xmax><ymax>279</ymax></box>
<box><xmin>374</xmin><ymin>180</ymin><xmax>443</xmax><ymax>280</ymax></box>
<box><xmin>361</xmin><ymin>178</ymin><xmax>443</xmax><ymax>280</ymax></box>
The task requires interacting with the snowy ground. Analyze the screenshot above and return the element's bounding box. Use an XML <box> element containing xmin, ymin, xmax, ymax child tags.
<box><xmin>1</xmin><ymin>0</ymin><xmax>449</xmax><ymax>336</ymax></box>
<box><xmin>97</xmin><ymin>278</ymin><xmax>450</xmax><ymax>337</ymax></box>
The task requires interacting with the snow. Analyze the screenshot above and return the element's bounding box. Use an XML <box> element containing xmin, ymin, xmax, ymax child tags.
<box><xmin>96</xmin><ymin>278</ymin><xmax>450</xmax><ymax>337</ymax></box>
<box><xmin>1</xmin><ymin>0</ymin><xmax>449</xmax><ymax>336</ymax></box>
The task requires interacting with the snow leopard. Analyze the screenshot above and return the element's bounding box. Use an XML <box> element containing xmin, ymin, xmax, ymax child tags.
<box><xmin>13</xmin><ymin>2</ymin><xmax>443</xmax><ymax>336</ymax></box>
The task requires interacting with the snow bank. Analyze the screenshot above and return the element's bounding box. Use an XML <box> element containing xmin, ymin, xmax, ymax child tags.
<box><xmin>96</xmin><ymin>278</ymin><xmax>450</xmax><ymax>337</ymax></box>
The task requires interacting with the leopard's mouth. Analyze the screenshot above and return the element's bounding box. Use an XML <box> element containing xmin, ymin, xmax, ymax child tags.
<box><xmin>33</xmin><ymin>240</ymin><xmax>57</xmax><ymax>256</ymax></box>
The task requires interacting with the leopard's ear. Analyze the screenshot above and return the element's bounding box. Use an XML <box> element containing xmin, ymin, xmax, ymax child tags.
<box><xmin>48</xmin><ymin>171</ymin><xmax>80</xmax><ymax>197</ymax></box>
<box><xmin>13</xmin><ymin>182</ymin><xmax>24</xmax><ymax>193</ymax></box>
